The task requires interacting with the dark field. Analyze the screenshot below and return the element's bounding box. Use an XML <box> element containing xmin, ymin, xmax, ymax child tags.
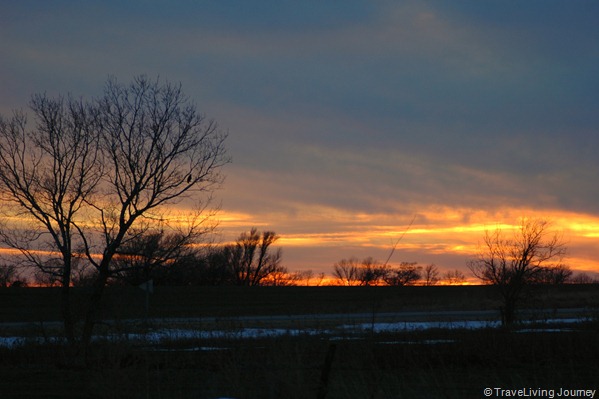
<box><xmin>1</xmin><ymin>285</ymin><xmax>598</xmax><ymax>398</ymax></box>
<box><xmin>3</xmin><ymin>284</ymin><xmax>599</xmax><ymax>322</ymax></box>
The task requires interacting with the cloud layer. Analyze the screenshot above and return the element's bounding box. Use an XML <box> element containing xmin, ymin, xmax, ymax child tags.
<box><xmin>2</xmin><ymin>1</ymin><xmax>598</xmax><ymax>276</ymax></box>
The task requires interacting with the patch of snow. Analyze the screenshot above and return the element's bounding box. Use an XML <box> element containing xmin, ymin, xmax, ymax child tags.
<box><xmin>0</xmin><ymin>317</ymin><xmax>588</xmax><ymax>349</ymax></box>
<box><xmin>379</xmin><ymin>339</ymin><xmax>456</xmax><ymax>345</ymax></box>
<box><xmin>341</xmin><ymin>319</ymin><xmax>501</xmax><ymax>332</ymax></box>
<box><xmin>0</xmin><ymin>337</ymin><xmax>25</xmax><ymax>347</ymax></box>
<box><xmin>149</xmin><ymin>346</ymin><xmax>229</xmax><ymax>352</ymax></box>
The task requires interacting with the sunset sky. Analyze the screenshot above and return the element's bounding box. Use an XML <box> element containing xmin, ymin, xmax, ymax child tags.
<box><xmin>2</xmin><ymin>1</ymin><xmax>599</xmax><ymax>280</ymax></box>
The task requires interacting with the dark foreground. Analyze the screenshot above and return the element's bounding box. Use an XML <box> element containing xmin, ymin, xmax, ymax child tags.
<box><xmin>1</xmin><ymin>323</ymin><xmax>599</xmax><ymax>399</ymax></box>
<box><xmin>1</xmin><ymin>285</ymin><xmax>598</xmax><ymax>398</ymax></box>
<box><xmin>3</xmin><ymin>284</ymin><xmax>599</xmax><ymax>322</ymax></box>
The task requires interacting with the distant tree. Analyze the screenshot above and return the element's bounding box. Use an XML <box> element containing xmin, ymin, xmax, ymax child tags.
<box><xmin>443</xmin><ymin>269</ymin><xmax>466</xmax><ymax>285</ymax></box>
<box><xmin>468</xmin><ymin>218</ymin><xmax>567</xmax><ymax>327</ymax></box>
<box><xmin>529</xmin><ymin>264</ymin><xmax>572</xmax><ymax>285</ymax></box>
<box><xmin>356</xmin><ymin>257</ymin><xmax>389</xmax><ymax>286</ymax></box>
<box><xmin>423</xmin><ymin>264</ymin><xmax>440</xmax><ymax>286</ymax></box>
<box><xmin>110</xmin><ymin>228</ymin><xmax>202</xmax><ymax>286</ymax></box>
<box><xmin>221</xmin><ymin>228</ymin><xmax>283</xmax><ymax>286</ymax></box>
<box><xmin>191</xmin><ymin>247</ymin><xmax>236</xmax><ymax>285</ymax></box>
<box><xmin>314</xmin><ymin>272</ymin><xmax>326</xmax><ymax>286</ymax></box>
<box><xmin>0</xmin><ymin>264</ymin><xmax>23</xmax><ymax>288</ymax></box>
<box><xmin>332</xmin><ymin>257</ymin><xmax>388</xmax><ymax>286</ymax></box>
<box><xmin>295</xmin><ymin>269</ymin><xmax>314</xmax><ymax>286</ymax></box>
<box><xmin>333</xmin><ymin>257</ymin><xmax>360</xmax><ymax>286</ymax></box>
<box><xmin>384</xmin><ymin>262</ymin><xmax>422</xmax><ymax>286</ymax></box>
<box><xmin>261</xmin><ymin>265</ymin><xmax>297</xmax><ymax>286</ymax></box>
<box><xmin>569</xmin><ymin>272</ymin><xmax>599</xmax><ymax>284</ymax></box>
<box><xmin>271</xmin><ymin>269</ymin><xmax>317</xmax><ymax>286</ymax></box>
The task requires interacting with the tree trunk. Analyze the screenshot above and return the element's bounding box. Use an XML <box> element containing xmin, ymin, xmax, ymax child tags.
<box><xmin>81</xmin><ymin>268</ymin><xmax>109</xmax><ymax>346</ymax></box>
<box><xmin>61</xmin><ymin>257</ymin><xmax>76</xmax><ymax>344</ymax></box>
<box><xmin>61</xmin><ymin>283</ymin><xmax>76</xmax><ymax>344</ymax></box>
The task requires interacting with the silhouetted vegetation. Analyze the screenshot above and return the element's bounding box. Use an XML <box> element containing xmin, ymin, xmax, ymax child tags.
<box><xmin>109</xmin><ymin>230</ymin><xmax>201</xmax><ymax>286</ymax></box>
<box><xmin>0</xmin><ymin>264</ymin><xmax>27</xmax><ymax>287</ymax></box>
<box><xmin>468</xmin><ymin>218</ymin><xmax>569</xmax><ymax>326</ymax></box>
<box><xmin>333</xmin><ymin>257</ymin><xmax>389</xmax><ymax>286</ymax></box>
<box><xmin>218</xmin><ymin>228</ymin><xmax>284</xmax><ymax>286</ymax></box>
<box><xmin>442</xmin><ymin>269</ymin><xmax>467</xmax><ymax>285</ymax></box>
<box><xmin>0</xmin><ymin>75</ymin><xmax>229</xmax><ymax>344</ymax></box>
<box><xmin>383</xmin><ymin>262</ymin><xmax>423</xmax><ymax>286</ymax></box>
<box><xmin>84</xmin><ymin>228</ymin><xmax>294</xmax><ymax>288</ymax></box>
<box><xmin>422</xmin><ymin>263</ymin><xmax>440</xmax><ymax>286</ymax></box>
<box><xmin>332</xmin><ymin>258</ymin><xmax>444</xmax><ymax>287</ymax></box>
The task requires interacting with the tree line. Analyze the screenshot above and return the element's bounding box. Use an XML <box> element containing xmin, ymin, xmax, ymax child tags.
<box><xmin>1</xmin><ymin>222</ymin><xmax>591</xmax><ymax>291</ymax></box>
<box><xmin>332</xmin><ymin>258</ymin><xmax>464</xmax><ymax>286</ymax></box>
<box><xmin>0</xmin><ymin>227</ymin><xmax>324</xmax><ymax>288</ymax></box>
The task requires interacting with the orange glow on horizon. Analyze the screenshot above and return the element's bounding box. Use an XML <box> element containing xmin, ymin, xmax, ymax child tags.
<box><xmin>217</xmin><ymin>205</ymin><xmax>599</xmax><ymax>275</ymax></box>
<box><xmin>2</xmin><ymin>204</ymin><xmax>598</xmax><ymax>277</ymax></box>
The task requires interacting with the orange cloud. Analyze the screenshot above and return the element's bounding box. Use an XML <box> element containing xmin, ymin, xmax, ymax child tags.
<box><xmin>3</xmin><ymin>202</ymin><xmax>597</xmax><ymax>278</ymax></box>
<box><xmin>215</xmin><ymin>204</ymin><xmax>599</xmax><ymax>275</ymax></box>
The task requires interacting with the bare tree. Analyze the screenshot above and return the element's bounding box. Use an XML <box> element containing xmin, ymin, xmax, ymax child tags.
<box><xmin>468</xmin><ymin>218</ymin><xmax>567</xmax><ymax>326</ymax></box>
<box><xmin>443</xmin><ymin>269</ymin><xmax>466</xmax><ymax>285</ymax></box>
<box><xmin>333</xmin><ymin>257</ymin><xmax>360</xmax><ymax>286</ymax></box>
<box><xmin>267</xmin><ymin>269</ymin><xmax>317</xmax><ymax>286</ymax></box>
<box><xmin>423</xmin><ymin>263</ymin><xmax>440</xmax><ymax>286</ymax></box>
<box><xmin>356</xmin><ymin>257</ymin><xmax>389</xmax><ymax>286</ymax></box>
<box><xmin>570</xmin><ymin>272</ymin><xmax>599</xmax><ymax>284</ymax></box>
<box><xmin>78</xmin><ymin>76</ymin><xmax>228</xmax><ymax>343</ymax></box>
<box><xmin>314</xmin><ymin>272</ymin><xmax>326</xmax><ymax>286</ymax></box>
<box><xmin>0</xmin><ymin>94</ymin><xmax>101</xmax><ymax>342</ymax></box>
<box><xmin>261</xmin><ymin>265</ymin><xmax>298</xmax><ymax>286</ymax></box>
<box><xmin>333</xmin><ymin>257</ymin><xmax>389</xmax><ymax>286</ymax></box>
<box><xmin>221</xmin><ymin>228</ymin><xmax>283</xmax><ymax>286</ymax></box>
<box><xmin>295</xmin><ymin>269</ymin><xmax>314</xmax><ymax>286</ymax></box>
<box><xmin>110</xmin><ymin>227</ymin><xmax>202</xmax><ymax>286</ymax></box>
<box><xmin>384</xmin><ymin>262</ymin><xmax>422</xmax><ymax>286</ymax></box>
<box><xmin>0</xmin><ymin>264</ymin><xmax>23</xmax><ymax>287</ymax></box>
<box><xmin>0</xmin><ymin>75</ymin><xmax>228</xmax><ymax>345</ymax></box>
<box><xmin>529</xmin><ymin>264</ymin><xmax>572</xmax><ymax>285</ymax></box>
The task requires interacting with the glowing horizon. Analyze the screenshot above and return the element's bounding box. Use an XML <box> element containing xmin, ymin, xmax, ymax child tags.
<box><xmin>2</xmin><ymin>202</ymin><xmax>598</xmax><ymax>282</ymax></box>
<box><xmin>214</xmin><ymin>205</ymin><xmax>599</xmax><ymax>278</ymax></box>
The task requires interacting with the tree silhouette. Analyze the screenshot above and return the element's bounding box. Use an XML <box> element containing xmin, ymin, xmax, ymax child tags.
<box><xmin>423</xmin><ymin>263</ymin><xmax>440</xmax><ymax>286</ymax></box>
<box><xmin>0</xmin><ymin>94</ymin><xmax>101</xmax><ymax>342</ymax></box>
<box><xmin>221</xmin><ymin>228</ymin><xmax>282</xmax><ymax>286</ymax></box>
<box><xmin>0</xmin><ymin>75</ymin><xmax>228</xmax><ymax>344</ymax></box>
<box><xmin>468</xmin><ymin>218</ymin><xmax>567</xmax><ymax>326</ymax></box>
<box><xmin>110</xmin><ymin>228</ymin><xmax>201</xmax><ymax>286</ymax></box>
<box><xmin>442</xmin><ymin>269</ymin><xmax>466</xmax><ymax>285</ymax></box>
<box><xmin>332</xmin><ymin>257</ymin><xmax>360</xmax><ymax>286</ymax></box>
<box><xmin>383</xmin><ymin>262</ymin><xmax>422</xmax><ymax>286</ymax></box>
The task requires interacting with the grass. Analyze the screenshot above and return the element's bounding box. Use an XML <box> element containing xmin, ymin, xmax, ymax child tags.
<box><xmin>1</xmin><ymin>284</ymin><xmax>598</xmax><ymax>398</ymax></box>
<box><xmin>1</xmin><ymin>323</ymin><xmax>598</xmax><ymax>398</ymax></box>
<box><xmin>3</xmin><ymin>284</ymin><xmax>599</xmax><ymax>323</ymax></box>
